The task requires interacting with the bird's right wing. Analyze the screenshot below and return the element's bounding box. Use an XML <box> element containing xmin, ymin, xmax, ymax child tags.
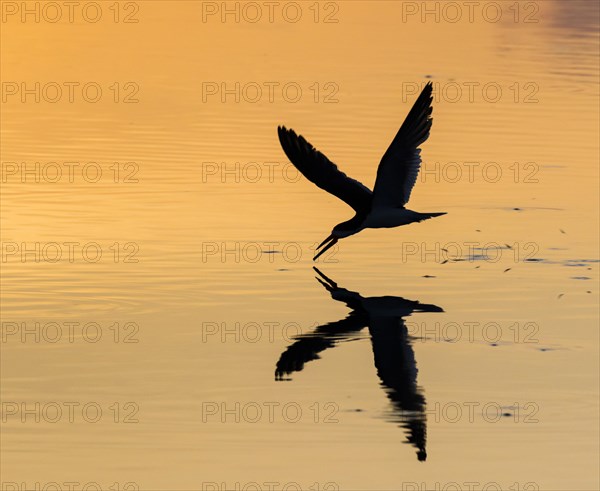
<box><xmin>278</xmin><ymin>126</ymin><xmax>372</xmax><ymax>214</ymax></box>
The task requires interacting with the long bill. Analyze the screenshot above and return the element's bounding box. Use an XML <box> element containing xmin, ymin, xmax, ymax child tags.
<box><xmin>316</xmin><ymin>234</ymin><xmax>334</xmax><ymax>250</ymax></box>
<box><xmin>313</xmin><ymin>235</ymin><xmax>338</xmax><ymax>261</ymax></box>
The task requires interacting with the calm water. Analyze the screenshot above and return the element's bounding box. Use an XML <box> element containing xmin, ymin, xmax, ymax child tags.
<box><xmin>1</xmin><ymin>1</ymin><xmax>599</xmax><ymax>489</ymax></box>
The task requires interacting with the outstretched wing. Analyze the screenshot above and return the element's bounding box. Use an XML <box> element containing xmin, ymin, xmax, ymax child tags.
<box><xmin>275</xmin><ymin>314</ymin><xmax>367</xmax><ymax>380</ymax></box>
<box><xmin>278</xmin><ymin>126</ymin><xmax>372</xmax><ymax>214</ymax></box>
<box><xmin>372</xmin><ymin>82</ymin><xmax>433</xmax><ymax>208</ymax></box>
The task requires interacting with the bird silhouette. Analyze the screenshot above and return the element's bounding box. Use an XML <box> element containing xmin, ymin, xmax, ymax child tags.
<box><xmin>278</xmin><ymin>82</ymin><xmax>445</xmax><ymax>260</ymax></box>
<box><xmin>275</xmin><ymin>267</ymin><xmax>444</xmax><ymax>461</ymax></box>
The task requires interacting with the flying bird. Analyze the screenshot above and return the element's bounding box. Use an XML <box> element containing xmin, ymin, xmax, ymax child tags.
<box><xmin>278</xmin><ymin>82</ymin><xmax>445</xmax><ymax>261</ymax></box>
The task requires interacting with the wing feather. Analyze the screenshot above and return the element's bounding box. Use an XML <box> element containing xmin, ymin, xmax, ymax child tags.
<box><xmin>372</xmin><ymin>82</ymin><xmax>434</xmax><ymax>208</ymax></box>
<box><xmin>278</xmin><ymin>126</ymin><xmax>372</xmax><ymax>214</ymax></box>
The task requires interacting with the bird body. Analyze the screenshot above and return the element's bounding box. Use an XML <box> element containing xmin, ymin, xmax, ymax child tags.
<box><xmin>277</xmin><ymin>82</ymin><xmax>446</xmax><ymax>260</ymax></box>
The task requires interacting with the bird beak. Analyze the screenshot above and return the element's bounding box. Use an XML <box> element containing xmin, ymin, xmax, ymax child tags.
<box><xmin>313</xmin><ymin>266</ymin><xmax>338</xmax><ymax>290</ymax></box>
<box><xmin>316</xmin><ymin>234</ymin><xmax>334</xmax><ymax>250</ymax></box>
<box><xmin>313</xmin><ymin>235</ymin><xmax>338</xmax><ymax>261</ymax></box>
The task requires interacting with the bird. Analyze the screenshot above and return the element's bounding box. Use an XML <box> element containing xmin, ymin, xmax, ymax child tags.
<box><xmin>277</xmin><ymin>82</ymin><xmax>446</xmax><ymax>261</ymax></box>
<box><xmin>275</xmin><ymin>267</ymin><xmax>444</xmax><ymax>461</ymax></box>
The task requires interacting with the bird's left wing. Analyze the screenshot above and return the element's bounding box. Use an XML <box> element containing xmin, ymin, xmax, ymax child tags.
<box><xmin>371</xmin><ymin>82</ymin><xmax>433</xmax><ymax>208</ymax></box>
<box><xmin>278</xmin><ymin>126</ymin><xmax>372</xmax><ymax>214</ymax></box>
<box><xmin>275</xmin><ymin>313</ymin><xmax>367</xmax><ymax>380</ymax></box>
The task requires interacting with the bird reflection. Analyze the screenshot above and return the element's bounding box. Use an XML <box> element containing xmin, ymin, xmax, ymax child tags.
<box><xmin>275</xmin><ymin>268</ymin><xmax>443</xmax><ymax>461</ymax></box>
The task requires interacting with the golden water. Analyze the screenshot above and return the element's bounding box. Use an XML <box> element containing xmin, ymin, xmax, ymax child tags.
<box><xmin>1</xmin><ymin>1</ymin><xmax>599</xmax><ymax>489</ymax></box>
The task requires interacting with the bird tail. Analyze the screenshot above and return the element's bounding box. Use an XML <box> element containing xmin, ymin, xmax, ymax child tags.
<box><xmin>418</xmin><ymin>212</ymin><xmax>447</xmax><ymax>222</ymax></box>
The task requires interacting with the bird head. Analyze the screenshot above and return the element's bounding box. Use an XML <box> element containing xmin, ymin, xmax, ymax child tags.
<box><xmin>332</xmin><ymin>219</ymin><xmax>363</xmax><ymax>238</ymax></box>
<box><xmin>314</xmin><ymin>219</ymin><xmax>363</xmax><ymax>261</ymax></box>
<box><xmin>331</xmin><ymin>225</ymin><xmax>352</xmax><ymax>239</ymax></box>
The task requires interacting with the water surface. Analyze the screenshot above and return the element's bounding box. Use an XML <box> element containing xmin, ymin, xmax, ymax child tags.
<box><xmin>1</xmin><ymin>1</ymin><xmax>599</xmax><ymax>489</ymax></box>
